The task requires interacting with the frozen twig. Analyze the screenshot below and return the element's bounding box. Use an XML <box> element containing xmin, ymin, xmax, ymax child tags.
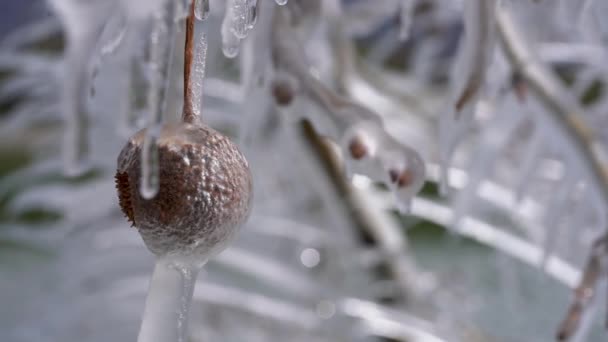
<box><xmin>557</xmin><ymin>236</ymin><xmax>607</xmax><ymax>341</ymax></box>
<box><xmin>271</xmin><ymin>7</ymin><xmax>426</xmax><ymax>213</ymax></box>
<box><xmin>299</xmin><ymin>121</ymin><xmax>428</xmax><ymax>303</ymax></box>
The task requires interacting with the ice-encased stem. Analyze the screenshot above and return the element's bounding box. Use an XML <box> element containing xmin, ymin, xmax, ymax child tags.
<box><xmin>221</xmin><ymin>1</ymin><xmax>241</xmax><ymax>58</ymax></box>
<box><xmin>137</xmin><ymin>257</ymin><xmax>200</xmax><ymax>342</ymax></box>
<box><xmin>190</xmin><ymin>33</ymin><xmax>208</xmax><ymax>118</ymax></box>
<box><xmin>140</xmin><ymin>0</ymin><xmax>178</xmax><ymax>199</ymax></box>
<box><xmin>272</xmin><ymin>8</ymin><xmax>426</xmax><ymax>212</ymax></box>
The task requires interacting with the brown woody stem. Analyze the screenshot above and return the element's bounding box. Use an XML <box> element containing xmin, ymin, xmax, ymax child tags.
<box><xmin>182</xmin><ymin>0</ymin><xmax>197</xmax><ymax>123</ymax></box>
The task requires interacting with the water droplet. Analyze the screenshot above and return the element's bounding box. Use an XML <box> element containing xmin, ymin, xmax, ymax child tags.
<box><xmin>300</xmin><ymin>248</ymin><xmax>320</xmax><ymax>268</ymax></box>
<box><xmin>316</xmin><ymin>300</ymin><xmax>335</xmax><ymax>319</ymax></box>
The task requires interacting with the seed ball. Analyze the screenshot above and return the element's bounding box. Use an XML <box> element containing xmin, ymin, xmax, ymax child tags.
<box><xmin>115</xmin><ymin>122</ymin><xmax>252</xmax><ymax>260</ymax></box>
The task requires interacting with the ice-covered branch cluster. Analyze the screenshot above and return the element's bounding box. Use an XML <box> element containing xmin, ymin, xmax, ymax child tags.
<box><xmin>271</xmin><ymin>6</ymin><xmax>426</xmax><ymax>213</ymax></box>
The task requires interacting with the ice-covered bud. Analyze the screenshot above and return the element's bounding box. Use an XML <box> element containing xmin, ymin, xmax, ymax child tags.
<box><xmin>341</xmin><ymin>121</ymin><xmax>426</xmax><ymax>213</ymax></box>
<box><xmin>115</xmin><ymin>123</ymin><xmax>253</xmax><ymax>261</ymax></box>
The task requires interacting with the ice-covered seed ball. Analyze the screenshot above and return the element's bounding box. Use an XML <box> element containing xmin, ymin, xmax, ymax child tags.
<box><xmin>115</xmin><ymin>122</ymin><xmax>252</xmax><ymax>260</ymax></box>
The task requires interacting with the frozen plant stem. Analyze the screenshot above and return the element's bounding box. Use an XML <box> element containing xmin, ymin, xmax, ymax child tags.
<box><xmin>128</xmin><ymin>4</ymin><xmax>248</xmax><ymax>341</ymax></box>
<box><xmin>271</xmin><ymin>7</ymin><xmax>426</xmax><ymax>212</ymax></box>
<box><xmin>50</xmin><ymin>1</ymin><xmax>108</xmax><ymax>176</ymax></box>
<box><xmin>298</xmin><ymin>121</ymin><xmax>425</xmax><ymax>303</ymax></box>
<box><xmin>138</xmin><ymin>257</ymin><xmax>201</xmax><ymax>342</ymax></box>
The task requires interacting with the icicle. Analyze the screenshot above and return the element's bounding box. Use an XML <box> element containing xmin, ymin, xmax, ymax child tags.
<box><xmin>221</xmin><ymin>1</ymin><xmax>241</xmax><ymax>58</ymax></box>
<box><xmin>188</xmin><ymin>33</ymin><xmax>208</xmax><ymax>117</ymax></box>
<box><xmin>220</xmin><ymin>0</ymin><xmax>258</xmax><ymax>58</ymax></box>
<box><xmin>340</xmin><ymin>121</ymin><xmax>426</xmax><ymax>214</ymax></box>
<box><xmin>140</xmin><ymin>0</ymin><xmax>178</xmax><ymax>199</ymax></box>
<box><xmin>51</xmin><ymin>4</ymin><xmax>111</xmax><ymax>177</ymax></box>
<box><xmin>194</xmin><ymin>0</ymin><xmax>210</xmax><ymax>21</ymax></box>
<box><xmin>398</xmin><ymin>0</ymin><xmax>415</xmax><ymax>41</ymax></box>
<box><xmin>275</xmin><ymin>0</ymin><xmax>288</xmax><ymax>6</ymax></box>
<box><xmin>231</xmin><ymin>0</ymin><xmax>259</xmax><ymax>39</ymax></box>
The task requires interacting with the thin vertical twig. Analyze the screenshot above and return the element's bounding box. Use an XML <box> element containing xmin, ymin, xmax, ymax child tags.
<box><xmin>182</xmin><ymin>0</ymin><xmax>197</xmax><ymax>123</ymax></box>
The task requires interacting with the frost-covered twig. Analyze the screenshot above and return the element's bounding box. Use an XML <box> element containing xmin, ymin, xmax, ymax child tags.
<box><xmin>495</xmin><ymin>3</ymin><xmax>608</xmax><ymax>339</ymax></box>
<box><xmin>271</xmin><ymin>7</ymin><xmax>426</xmax><ymax>213</ymax></box>
<box><xmin>299</xmin><ymin>121</ymin><xmax>429</xmax><ymax>303</ymax></box>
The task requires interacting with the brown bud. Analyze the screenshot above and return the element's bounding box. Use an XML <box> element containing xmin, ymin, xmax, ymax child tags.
<box><xmin>272</xmin><ymin>80</ymin><xmax>294</xmax><ymax>106</ymax></box>
<box><xmin>389</xmin><ymin>169</ymin><xmax>413</xmax><ymax>188</ymax></box>
<box><xmin>348</xmin><ymin>137</ymin><xmax>368</xmax><ymax>160</ymax></box>
<box><xmin>116</xmin><ymin>122</ymin><xmax>253</xmax><ymax>258</ymax></box>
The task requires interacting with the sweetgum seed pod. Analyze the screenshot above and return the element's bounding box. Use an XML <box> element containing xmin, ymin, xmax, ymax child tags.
<box><xmin>116</xmin><ymin>122</ymin><xmax>252</xmax><ymax>259</ymax></box>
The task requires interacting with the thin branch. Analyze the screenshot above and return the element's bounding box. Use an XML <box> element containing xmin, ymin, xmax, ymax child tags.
<box><xmin>557</xmin><ymin>236</ymin><xmax>607</xmax><ymax>340</ymax></box>
<box><xmin>182</xmin><ymin>0</ymin><xmax>197</xmax><ymax>123</ymax></box>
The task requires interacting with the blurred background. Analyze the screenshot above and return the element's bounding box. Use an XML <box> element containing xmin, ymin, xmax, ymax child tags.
<box><xmin>1</xmin><ymin>0</ymin><xmax>607</xmax><ymax>341</ymax></box>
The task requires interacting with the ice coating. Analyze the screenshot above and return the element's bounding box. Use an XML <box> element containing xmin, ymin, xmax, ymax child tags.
<box><xmin>140</xmin><ymin>0</ymin><xmax>178</xmax><ymax>199</ymax></box>
<box><xmin>221</xmin><ymin>0</ymin><xmax>259</xmax><ymax>58</ymax></box>
<box><xmin>116</xmin><ymin>123</ymin><xmax>253</xmax><ymax>258</ymax></box>
<box><xmin>221</xmin><ymin>2</ymin><xmax>241</xmax><ymax>58</ymax></box>
<box><xmin>48</xmin><ymin>0</ymin><xmax>115</xmax><ymax>176</ymax></box>
<box><xmin>194</xmin><ymin>0</ymin><xmax>210</xmax><ymax>21</ymax></box>
<box><xmin>137</xmin><ymin>258</ymin><xmax>199</xmax><ymax>342</ymax></box>
<box><xmin>188</xmin><ymin>32</ymin><xmax>209</xmax><ymax>118</ymax></box>
<box><xmin>340</xmin><ymin>121</ymin><xmax>425</xmax><ymax>213</ymax></box>
<box><xmin>272</xmin><ymin>8</ymin><xmax>426</xmax><ymax>212</ymax></box>
<box><xmin>231</xmin><ymin>0</ymin><xmax>258</xmax><ymax>39</ymax></box>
